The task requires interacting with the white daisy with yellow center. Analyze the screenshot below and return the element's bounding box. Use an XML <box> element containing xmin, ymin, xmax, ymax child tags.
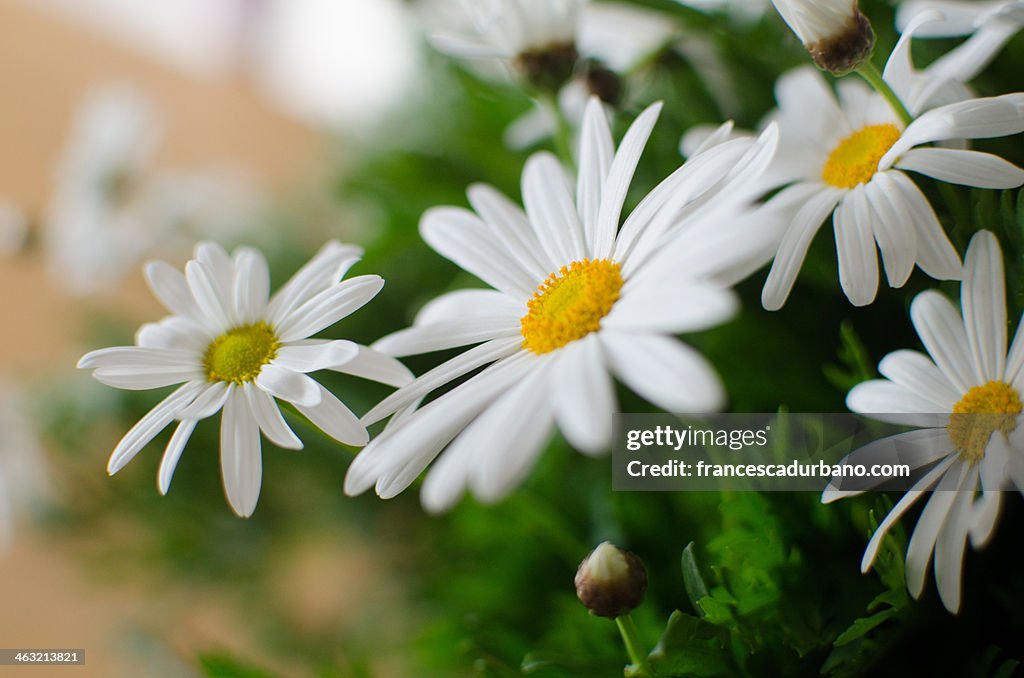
<box><xmin>78</xmin><ymin>241</ymin><xmax>413</xmax><ymax>517</ymax></box>
<box><xmin>823</xmin><ymin>231</ymin><xmax>1024</xmax><ymax>613</ymax></box>
<box><xmin>344</xmin><ymin>97</ymin><xmax>782</xmax><ymax>513</ymax></box>
<box><xmin>757</xmin><ymin>24</ymin><xmax>1024</xmax><ymax>310</ymax></box>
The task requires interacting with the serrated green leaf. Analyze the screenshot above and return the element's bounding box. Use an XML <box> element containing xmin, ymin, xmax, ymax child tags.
<box><xmin>682</xmin><ymin>542</ymin><xmax>710</xmax><ymax>615</ymax></box>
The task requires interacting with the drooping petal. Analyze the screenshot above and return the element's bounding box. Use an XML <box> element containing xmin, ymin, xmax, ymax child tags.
<box><xmin>220</xmin><ymin>388</ymin><xmax>263</xmax><ymax>517</ymax></box>
<box><xmin>107</xmin><ymin>381</ymin><xmax>204</xmax><ymax>474</ymax></box>
<box><xmin>835</xmin><ymin>184</ymin><xmax>880</xmax><ymax>306</ymax></box>
<box><xmin>905</xmin><ymin>460</ymin><xmax>967</xmax><ymax>599</ymax></box>
<box><xmin>157</xmin><ymin>419</ymin><xmax>198</xmax><ymax>495</ymax></box>
<box><xmin>761</xmin><ymin>186</ymin><xmax>843</xmax><ymax>311</ymax></box>
<box><xmin>293</xmin><ymin>382</ymin><xmax>368</xmax><ymax>446</ymax></box>
<box><xmin>255</xmin><ymin>364</ymin><xmax>322</xmax><ymax>407</ymax></box>
<box><xmin>552</xmin><ymin>335</ymin><xmax>616</xmax><ymax>455</ymax></box>
<box><xmin>244</xmin><ymin>383</ymin><xmax>302</xmax><ymax>450</ymax></box>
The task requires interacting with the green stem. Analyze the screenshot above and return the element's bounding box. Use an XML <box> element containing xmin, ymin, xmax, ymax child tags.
<box><xmin>546</xmin><ymin>94</ymin><xmax>576</xmax><ymax>169</ymax></box>
<box><xmin>854</xmin><ymin>61</ymin><xmax>913</xmax><ymax>127</ymax></box>
<box><xmin>616</xmin><ymin>614</ymin><xmax>653</xmax><ymax>677</ymax></box>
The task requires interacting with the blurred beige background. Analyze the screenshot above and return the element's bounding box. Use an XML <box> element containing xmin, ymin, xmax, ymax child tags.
<box><xmin>0</xmin><ymin>1</ymin><xmax>398</xmax><ymax>675</ymax></box>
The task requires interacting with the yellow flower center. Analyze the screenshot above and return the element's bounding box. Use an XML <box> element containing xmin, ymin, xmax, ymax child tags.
<box><xmin>520</xmin><ymin>259</ymin><xmax>623</xmax><ymax>355</ymax></box>
<box><xmin>204</xmin><ymin>322</ymin><xmax>280</xmax><ymax>384</ymax></box>
<box><xmin>821</xmin><ymin>124</ymin><xmax>901</xmax><ymax>189</ymax></box>
<box><xmin>947</xmin><ymin>380</ymin><xmax>1022</xmax><ymax>464</ymax></box>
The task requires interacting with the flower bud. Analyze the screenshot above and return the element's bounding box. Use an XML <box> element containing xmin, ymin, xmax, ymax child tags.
<box><xmin>516</xmin><ymin>43</ymin><xmax>580</xmax><ymax>93</ymax></box>
<box><xmin>770</xmin><ymin>0</ymin><xmax>876</xmax><ymax>75</ymax></box>
<box><xmin>574</xmin><ymin>541</ymin><xmax>647</xmax><ymax>618</ymax></box>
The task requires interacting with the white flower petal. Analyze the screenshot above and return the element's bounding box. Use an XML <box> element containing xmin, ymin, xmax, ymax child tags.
<box><xmin>232</xmin><ymin>247</ymin><xmax>270</xmax><ymax>324</ymax></box>
<box><xmin>846</xmin><ymin>380</ymin><xmax>949</xmax><ymax>427</ymax></box>
<box><xmin>577</xmin><ymin>97</ymin><xmax>615</xmax><ymax>256</ymax></box>
<box><xmin>185</xmin><ymin>259</ymin><xmax>233</xmax><ymax>332</ymax></box>
<box><xmin>273</xmin><ymin>340</ymin><xmax>359</xmax><ymax>374</ymax></box>
<box><xmin>135</xmin><ymin>317</ymin><xmax>210</xmax><ymax>352</ymax></box>
<box><xmin>888</xmin><ymin>172</ymin><xmax>962</xmax><ymax>280</ymax></box>
<box><xmin>244</xmin><ymin>383</ymin><xmax>302</xmax><ymax>450</ymax></box>
<box><xmin>107</xmin><ymin>382</ymin><xmax>204</xmax><ymax>474</ymax></box>
<box><xmin>883</xmin><ymin>94</ymin><xmax>1024</xmax><ymax>166</ymax></box>
<box><xmin>896</xmin><ymin>147</ymin><xmax>1024</xmax><ymax>189</ymax></box>
<box><xmin>255</xmin><ymin>364</ymin><xmax>322</xmax><ymax>408</ymax></box>
<box><xmin>276</xmin><ymin>275</ymin><xmax>384</xmax><ymax>343</ymax></box>
<box><xmin>521</xmin><ymin>152</ymin><xmax>587</xmax><ymax>264</ymax></box>
<box><xmin>363</xmin><ymin>337</ymin><xmax>523</xmax><ymax>425</ymax></box>
<box><xmin>835</xmin><ymin>185</ymin><xmax>880</xmax><ymax>306</ymax></box>
<box><xmin>864</xmin><ymin>174</ymin><xmax>916</xmax><ymax>289</ymax></box>
<box><xmin>144</xmin><ymin>260</ymin><xmax>202</xmax><ymax>320</ymax></box>
<box><xmin>371</xmin><ymin>318</ymin><xmax>521</xmax><ymax>357</ymax></box>
<box><xmin>78</xmin><ymin>346</ymin><xmax>197</xmax><ymax>370</ymax></box>
<box><xmin>413</xmin><ymin>288</ymin><xmax>524</xmax><ymax>327</ymax></box>
<box><xmin>822</xmin><ymin>428</ymin><xmax>954</xmax><ymax>503</ymax></box>
<box><xmin>348</xmin><ymin>355</ymin><xmax>534</xmax><ymax>499</ymax></box>
<box><xmin>878</xmin><ymin>350</ymin><xmax>960</xmax><ymax>411</ymax></box>
<box><xmin>912</xmin><ymin>290</ymin><xmax>981</xmax><ymax>391</ymax></box>
<box><xmin>934</xmin><ymin>464</ymin><xmax>978</xmax><ymax>613</ymax></box>
<box><xmin>466</xmin><ymin>183</ymin><xmax>551</xmax><ymax>281</ymax></box>
<box><xmin>420</xmin><ymin>207</ymin><xmax>539</xmax><ymax>297</ymax></box>
<box><xmin>176</xmin><ymin>381</ymin><xmax>231</xmax><ymax>420</ymax></box>
<box><xmin>962</xmin><ymin>230</ymin><xmax>1007</xmax><ymax>383</ymax></box>
<box><xmin>857</xmin><ymin>454</ymin><xmax>957</xmax><ymax>572</ymax></box>
<box><xmin>293</xmin><ymin>382</ymin><xmax>368</xmax><ymax>446</ymax></box>
<box><xmin>602</xmin><ymin>330</ymin><xmax>724</xmax><ymax>413</ymax></box>
<box><xmin>220</xmin><ymin>388</ymin><xmax>263</xmax><ymax>517</ymax></box>
<box><xmin>91</xmin><ymin>366</ymin><xmax>204</xmax><ymax>391</ymax></box>
<box><xmin>774</xmin><ymin>66</ymin><xmax>847</xmax><ymax>147</ymax></box>
<box><xmin>604</xmin><ymin>280</ymin><xmax>738</xmax><ymax>334</ymax></box>
<box><xmin>761</xmin><ymin>186</ymin><xmax>843</xmax><ymax>311</ymax></box>
<box><xmin>468</xmin><ymin>367</ymin><xmax>556</xmax><ymax>504</ymax></box>
<box><xmin>905</xmin><ymin>460</ymin><xmax>967</xmax><ymax>599</ymax></box>
<box><xmin>591</xmin><ymin>101</ymin><xmax>662</xmax><ymax>260</ymax></box>
<box><xmin>157</xmin><ymin>419</ymin><xmax>197</xmax><ymax>495</ymax></box>
<box><xmin>927</xmin><ymin>21</ymin><xmax>1022</xmax><ymax>83</ymax></box>
<box><xmin>268</xmin><ymin>241</ymin><xmax>362</xmax><ymax>325</ymax></box>
<box><xmin>331</xmin><ymin>344</ymin><xmax>414</xmax><ymax>388</ymax></box>
<box><xmin>552</xmin><ymin>335</ymin><xmax>615</xmax><ymax>455</ymax></box>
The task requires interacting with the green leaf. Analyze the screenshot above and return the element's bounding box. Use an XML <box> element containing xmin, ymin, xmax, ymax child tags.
<box><xmin>647</xmin><ymin>611</ymin><xmax>732</xmax><ymax>678</ymax></box>
<box><xmin>833</xmin><ymin>608</ymin><xmax>899</xmax><ymax>646</ymax></box>
<box><xmin>681</xmin><ymin>542</ymin><xmax>710</xmax><ymax>615</ymax></box>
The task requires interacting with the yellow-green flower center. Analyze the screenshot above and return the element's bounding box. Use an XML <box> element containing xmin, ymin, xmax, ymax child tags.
<box><xmin>821</xmin><ymin>124</ymin><xmax>901</xmax><ymax>188</ymax></box>
<box><xmin>204</xmin><ymin>322</ymin><xmax>280</xmax><ymax>384</ymax></box>
<box><xmin>520</xmin><ymin>259</ymin><xmax>623</xmax><ymax>355</ymax></box>
<box><xmin>947</xmin><ymin>380</ymin><xmax>1022</xmax><ymax>464</ymax></box>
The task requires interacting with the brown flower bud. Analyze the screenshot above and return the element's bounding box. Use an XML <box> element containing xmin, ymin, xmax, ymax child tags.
<box><xmin>574</xmin><ymin>542</ymin><xmax>647</xmax><ymax>618</ymax></box>
<box><xmin>771</xmin><ymin>0</ymin><xmax>876</xmax><ymax>75</ymax></box>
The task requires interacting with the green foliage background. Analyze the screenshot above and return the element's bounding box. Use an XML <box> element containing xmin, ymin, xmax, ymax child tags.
<box><xmin>41</xmin><ymin>0</ymin><xmax>1024</xmax><ymax>675</ymax></box>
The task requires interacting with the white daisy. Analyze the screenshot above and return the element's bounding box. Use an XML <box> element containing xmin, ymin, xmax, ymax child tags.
<box><xmin>344</xmin><ymin>98</ymin><xmax>781</xmax><ymax>513</ymax></box>
<box><xmin>78</xmin><ymin>241</ymin><xmax>413</xmax><ymax>517</ymax></box>
<box><xmin>897</xmin><ymin>2</ymin><xmax>1024</xmax><ymax>85</ymax></box>
<box><xmin>759</xmin><ymin>47</ymin><xmax>1024</xmax><ymax>309</ymax></box>
<box><xmin>823</xmin><ymin>230</ymin><xmax>1024</xmax><ymax>613</ymax></box>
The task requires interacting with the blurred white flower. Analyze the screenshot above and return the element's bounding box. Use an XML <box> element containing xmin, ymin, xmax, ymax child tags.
<box><xmin>78</xmin><ymin>241</ymin><xmax>412</xmax><ymax>517</ymax></box>
<box><xmin>824</xmin><ymin>231</ymin><xmax>1024</xmax><ymax>613</ymax></box>
<box><xmin>674</xmin><ymin>0</ymin><xmax>768</xmax><ymax>22</ymax></box>
<box><xmin>897</xmin><ymin>1</ymin><xmax>1024</xmax><ymax>83</ymax></box>
<box><xmin>0</xmin><ymin>384</ymin><xmax>51</xmax><ymax>551</ymax></box>
<box><xmin>345</xmin><ymin>99</ymin><xmax>780</xmax><ymax>512</ymax></box>
<box><xmin>44</xmin><ymin>85</ymin><xmax>266</xmax><ymax>296</ymax></box>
